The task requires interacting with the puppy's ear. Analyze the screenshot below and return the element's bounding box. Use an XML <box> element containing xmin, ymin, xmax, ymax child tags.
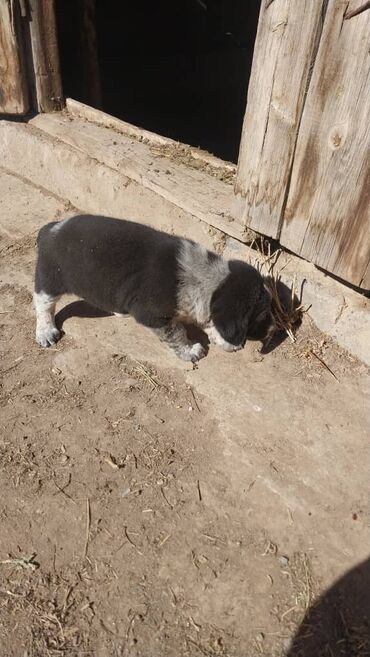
<box><xmin>210</xmin><ymin>282</ymin><xmax>249</xmax><ymax>346</ymax></box>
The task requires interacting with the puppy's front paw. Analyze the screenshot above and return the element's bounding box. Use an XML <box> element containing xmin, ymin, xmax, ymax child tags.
<box><xmin>178</xmin><ymin>342</ymin><xmax>206</xmax><ymax>363</ymax></box>
<box><xmin>36</xmin><ymin>326</ymin><xmax>61</xmax><ymax>348</ymax></box>
<box><xmin>189</xmin><ymin>342</ymin><xmax>206</xmax><ymax>362</ymax></box>
<box><xmin>220</xmin><ymin>342</ymin><xmax>242</xmax><ymax>353</ymax></box>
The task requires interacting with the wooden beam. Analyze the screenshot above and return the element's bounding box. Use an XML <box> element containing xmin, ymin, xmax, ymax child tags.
<box><xmin>28</xmin><ymin>0</ymin><xmax>63</xmax><ymax>112</ymax></box>
<box><xmin>0</xmin><ymin>0</ymin><xmax>29</xmax><ymax>114</ymax></box>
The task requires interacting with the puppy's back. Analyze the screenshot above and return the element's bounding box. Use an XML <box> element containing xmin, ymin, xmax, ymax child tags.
<box><xmin>35</xmin><ymin>215</ymin><xmax>180</xmax><ymax>316</ymax></box>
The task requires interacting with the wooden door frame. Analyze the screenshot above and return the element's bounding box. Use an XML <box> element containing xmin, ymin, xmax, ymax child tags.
<box><xmin>26</xmin><ymin>0</ymin><xmax>63</xmax><ymax>112</ymax></box>
<box><xmin>0</xmin><ymin>0</ymin><xmax>63</xmax><ymax>115</ymax></box>
<box><xmin>0</xmin><ymin>0</ymin><xmax>29</xmax><ymax>113</ymax></box>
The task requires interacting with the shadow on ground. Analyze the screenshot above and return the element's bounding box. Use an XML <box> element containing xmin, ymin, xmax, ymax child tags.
<box><xmin>54</xmin><ymin>280</ymin><xmax>299</xmax><ymax>358</ymax></box>
<box><xmin>55</xmin><ymin>300</ymin><xmax>112</xmax><ymax>329</ymax></box>
<box><xmin>286</xmin><ymin>557</ymin><xmax>370</xmax><ymax>657</ymax></box>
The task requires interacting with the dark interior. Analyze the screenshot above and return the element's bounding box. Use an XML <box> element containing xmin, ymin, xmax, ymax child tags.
<box><xmin>56</xmin><ymin>0</ymin><xmax>261</xmax><ymax>163</ymax></box>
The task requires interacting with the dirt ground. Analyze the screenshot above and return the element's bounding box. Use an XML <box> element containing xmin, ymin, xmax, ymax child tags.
<box><xmin>0</xmin><ymin>168</ymin><xmax>369</xmax><ymax>657</ymax></box>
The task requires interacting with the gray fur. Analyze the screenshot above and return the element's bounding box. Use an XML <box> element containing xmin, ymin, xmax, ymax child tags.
<box><xmin>177</xmin><ymin>239</ymin><xmax>229</xmax><ymax>325</ymax></box>
<box><xmin>152</xmin><ymin>322</ymin><xmax>205</xmax><ymax>362</ymax></box>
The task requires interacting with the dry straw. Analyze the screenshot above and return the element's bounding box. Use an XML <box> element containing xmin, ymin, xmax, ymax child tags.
<box><xmin>250</xmin><ymin>238</ymin><xmax>309</xmax><ymax>343</ymax></box>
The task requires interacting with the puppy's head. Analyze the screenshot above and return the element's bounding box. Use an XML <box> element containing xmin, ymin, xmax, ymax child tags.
<box><xmin>209</xmin><ymin>260</ymin><xmax>274</xmax><ymax>351</ymax></box>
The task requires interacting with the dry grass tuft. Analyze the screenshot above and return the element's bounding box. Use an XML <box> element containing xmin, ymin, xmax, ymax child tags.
<box><xmin>250</xmin><ymin>239</ymin><xmax>309</xmax><ymax>343</ymax></box>
<box><xmin>132</xmin><ymin>359</ymin><xmax>160</xmax><ymax>390</ymax></box>
<box><xmin>265</xmin><ymin>273</ymin><xmax>306</xmax><ymax>344</ymax></box>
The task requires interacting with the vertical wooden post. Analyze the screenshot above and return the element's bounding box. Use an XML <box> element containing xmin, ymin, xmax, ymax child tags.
<box><xmin>28</xmin><ymin>0</ymin><xmax>63</xmax><ymax>112</ymax></box>
<box><xmin>0</xmin><ymin>0</ymin><xmax>29</xmax><ymax>114</ymax></box>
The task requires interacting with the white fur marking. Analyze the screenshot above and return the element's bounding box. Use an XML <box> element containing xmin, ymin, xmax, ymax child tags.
<box><xmin>50</xmin><ymin>218</ymin><xmax>68</xmax><ymax>234</ymax></box>
<box><xmin>34</xmin><ymin>291</ymin><xmax>60</xmax><ymax>347</ymax></box>
<box><xmin>205</xmin><ymin>322</ymin><xmax>242</xmax><ymax>352</ymax></box>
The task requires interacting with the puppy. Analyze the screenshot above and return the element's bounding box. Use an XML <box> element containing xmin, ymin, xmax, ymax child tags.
<box><xmin>34</xmin><ymin>215</ymin><xmax>274</xmax><ymax>362</ymax></box>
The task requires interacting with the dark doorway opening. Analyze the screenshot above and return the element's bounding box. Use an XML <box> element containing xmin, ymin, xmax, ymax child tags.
<box><xmin>56</xmin><ymin>0</ymin><xmax>261</xmax><ymax>163</ymax></box>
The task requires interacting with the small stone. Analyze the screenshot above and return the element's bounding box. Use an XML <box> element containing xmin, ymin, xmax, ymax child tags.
<box><xmin>256</xmin><ymin>632</ymin><xmax>265</xmax><ymax>642</ymax></box>
<box><xmin>121</xmin><ymin>488</ymin><xmax>131</xmax><ymax>498</ymax></box>
<box><xmin>124</xmin><ymin>377</ymin><xmax>139</xmax><ymax>390</ymax></box>
<box><xmin>59</xmin><ymin>454</ymin><xmax>69</xmax><ymax>465</ymax></box>
<box><xmin>278</xmin><ymin>555</ymin><xmax>289</xmax><ymax>566</ymax></box>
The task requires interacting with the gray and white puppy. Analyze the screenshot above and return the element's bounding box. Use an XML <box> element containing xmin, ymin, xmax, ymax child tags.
<box><xmin>34</xmin><ymin>215</ymin><xmax>274</xmax><ymax>362</ymax></box>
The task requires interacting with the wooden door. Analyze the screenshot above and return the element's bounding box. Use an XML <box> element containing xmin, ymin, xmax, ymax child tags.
<box><xmin>236</xmin><ymin>0</ymin><xmax>370</xmax><ymax>289</ymax></box>
<box><xmin>280</xmin><ymin>0</ymin><xmax>370</xmax><ymax>289</ymax></box>
<box><xmin>0</xmin><ymin>0</ymin><xmax>29</xmax><ymax>114</ymax></box>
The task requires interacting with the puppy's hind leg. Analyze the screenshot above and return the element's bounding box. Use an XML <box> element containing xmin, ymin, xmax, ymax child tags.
<box><xmin>34</xmin><ymin>291</ymin><xmax>61</xmax><ymax>347</ymax></box>
<box><xmin>153</xmin><ymin>322</ymin><xmax>206</xmax><ymax>363</ymax></box>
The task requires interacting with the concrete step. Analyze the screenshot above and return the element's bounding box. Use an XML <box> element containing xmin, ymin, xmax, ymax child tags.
<box><xmin>28</xmin><ymin>109</ymin><xmax>246</xmax><ymax>241</ymax></box>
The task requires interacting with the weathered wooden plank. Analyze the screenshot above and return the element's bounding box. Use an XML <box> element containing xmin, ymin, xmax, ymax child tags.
<box><xmin>28</xmin><ymin>0</ymin><xmax>63</xmax><ymax>112</ymax></box>
<box><xmin>66</xmin><ymin>98</ymin><xmax>236</xmax><ymax>173</ymax></box>
<box><xmin>281</xmin><ymin>0</ymin><xmax>370</xmax><ymax>289</ymax></box>
<box><xmin>0</xmin><ymin>0</ymin><xmax>29</xmax><ymax>114</ymax></box>
<box><xmin>235</xmin><ymin>0</ymin><xmax>326</xmax><ymax>237</ymax></box>
<box><xmin>31</xmin><ymin>112</ymin><xmax>245</xmax><ymax>240</ymax></box>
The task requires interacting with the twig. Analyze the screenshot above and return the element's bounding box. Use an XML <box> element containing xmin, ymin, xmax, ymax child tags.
<box><xmin>53</xmin><ymin>472</ymin><xmax>77</xmax><ymax>505</ymax></box>
<box><xmin>124</xmin><ymin>526</ymin><xmax>143</xmax><ymax>555</ymax></box>
<box><xmin>1</xmin><ymin>358</ymin><xmax>23</xmax><ymax>375</ymax></box>
<box><xmin>186</xmin><ymin>637</ymin><xmax>213</xmax><ymax>656</ymax></box>
<box><xmin>83</xmin><ymin>499</ymin><xmax>91</xmax><ymax>559</ymax></box>
<box><xmin>126</xmin><ymin>612</ymin><xmax>138</xmax><ymax>639</ymax></box>
<box><xmin>246</xmin><ymin>479</ymin><xmax>256</xmax><ymax>493</ymax></box>
<box><xmin>0</xmin><ymin>588</ymin><xmax>25</xmax><ymax>597</ymax></box>
<box><xmin>189</xmin><ymin>387</ymin><xmax>201</xmax><ymax>412</ymax></box>
<box><xmin>160</xmin><ymin>486</ymin><xmax>174</xmax><ymax>509</ymax></box>
<box><xmin>0</xmin><ymin>553</ymin><xmax>38</xmax><ymax>571</ymax></box>
<box><xmin>281</xmin><ymin>604</ymin><xmax>298</xmax><ymax>620</ymax></box>
<box><xmin>345</xmin><ymin>1</ymin><xmax>370</xmax><ymax>19</ymax></box>
<box><xmin>310</xmin><ymin>350</ymin><xmax>339</xmax><ymax>381</ymax></box>
<box><xmin>159</xmin><ymin>533</ymin><xmax>171</xmax><ymax>547</ymax></box>
<box><xmin>132</xmin><ymin>359</ymin><xmax>159</xmax><ymax>389</ymax></box>
<box><xmin>197</xmin><ymin>479</ymin><xmax>202</xmax><ymax>502</ymax></box>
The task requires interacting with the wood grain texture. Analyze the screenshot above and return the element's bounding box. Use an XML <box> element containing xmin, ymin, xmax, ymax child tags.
<box><xmin>281</xmin><ymin>0</ymin><xmax>370</xmax><ymax>289</ymax></box>
<box><xmin>28</xmin><ymin>0</ymin><xmax>63</xmax><ymax>112</ymax></box>
<box><xmin>235</xmin><ymin>0</ymin><xmax>326</xmax><ymax>237</ymax></box>
<box><xmin>31</xmin><ymin>112</ymin><xmax>245</xmax><ymax>240</ymax></box>
<box><xmin>66</xmin><ymin>99</ymin><xmax>236</xmax><ymax>173</ymax></box>
<box><xmin>0</xmin><ymin>0</ymin><xmax>29</xmax><ymax>113</ymax></box>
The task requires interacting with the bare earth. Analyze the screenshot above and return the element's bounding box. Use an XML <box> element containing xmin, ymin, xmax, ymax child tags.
<box><xmin>0</xmin><ymin>168</ymin><xmax>369</xmax><ymax>657</ymax></box>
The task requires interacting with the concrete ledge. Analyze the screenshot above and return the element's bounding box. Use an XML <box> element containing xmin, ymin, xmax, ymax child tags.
<box><xmin>1</xmin><ymin>117</ymin><xmax>369</xmax><ymax>366</ymax></box>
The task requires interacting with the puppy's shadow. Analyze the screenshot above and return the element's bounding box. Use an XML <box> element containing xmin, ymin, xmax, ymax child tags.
<box><xmin>55</xmin><ymin>300</ymin><xmax>114</xmax><ymax>332</ymax></box>
<box><xmin>260</xmin><ymin>278</ymin><xmax>303</xmax><ymax>355</ymax></box>
<box><xmin>55</xmin><ymin>302</ymin><xmax>210</xmax><ymax>353</ymax></box>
